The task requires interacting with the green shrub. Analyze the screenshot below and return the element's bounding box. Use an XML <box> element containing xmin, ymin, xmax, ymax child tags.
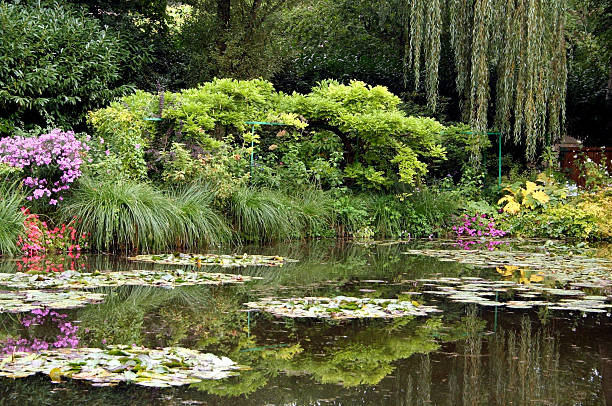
<box><xmin>364</xmin><ymin>195</ymin><xmax>404</xmax><ymax>239</ymax></box>
<box><xmin>401</xmin><ymin>187</ymin><xmax>462</xmax><ymax>237</ymax></box>
<box><xmin>289</xmin><ymin>189</ymin><xmax>335</xmax><ymax>238</ymax></box>
<box><xmin>505</xmin><ymin>204</ymin><xmax>598</xmax><ymax>239</ymax></box>
<box><xmin>332</xmin><ymin>194</ymin><xmax>371</xmax><ymax>238</ymax></box>
<box><xmin>0</xmin><ymin>188</ymin><xmax>25</xmax><ymax>255</ymax></box>
<box><xmin>0</xmin><ymin>2</ymin><xmax>131</xmax><ymax>133</ymax></box>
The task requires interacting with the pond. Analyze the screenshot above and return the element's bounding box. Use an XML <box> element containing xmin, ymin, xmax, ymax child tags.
<box><xmin>1</xmin><ymin>240</ymin><xmax>611</xmax><ymax>405</ymax></box>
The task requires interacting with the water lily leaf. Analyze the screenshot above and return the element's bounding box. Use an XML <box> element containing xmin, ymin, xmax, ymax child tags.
<box><xmin>0</xmin><ymin>270</ymin><xmax>260</xmax><ymax>290</ymax></box>
<box><xmin>244</xmin><ymin>296</ymin><xmax>441</xmax><ymax>319</ymax></box>
<box><xmin>0</xmin><ymin>346</ymin><xmax>239</xmax><ymax>388</ymax></box>
<box><xmin>0</xmin><ymin>290</ymin><xmax>106</xmax><ymax>313</ymax></box>
<box><xmin>129</xmin><ymin>253</ymin><xmax>298</xmax><ymax>268</ymax></box>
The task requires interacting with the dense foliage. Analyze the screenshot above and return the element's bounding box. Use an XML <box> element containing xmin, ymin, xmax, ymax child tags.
<box><xmin>0</xmin><ymin>2</ymin><xmax>131</xmax><ymax>133</ymax></box>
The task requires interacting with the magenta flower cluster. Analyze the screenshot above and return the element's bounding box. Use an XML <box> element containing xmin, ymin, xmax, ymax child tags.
<box><xmin>1</xmin><ymin>309</ymin><xmax>79</xmax><ymax>354</ymax></box>
<box><xmin>453</xmin><ymin>213</ymin><xmax>507</xmax><ymax>251</ymax></box>
<box><xmin>0</xmin><ymin>129</ymin><xmax>90</xmax><ymax>205</ymax></box>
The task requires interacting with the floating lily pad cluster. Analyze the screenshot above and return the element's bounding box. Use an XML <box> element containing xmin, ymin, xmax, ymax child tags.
<box><xmin>403</xmin><ymin>249</ymin><xmax>612</xmax><ymax>272</ymax></box>
<box><xmin>244</xmin><ymin>296</ymin><xmax>441</xmax><ymax>319</ymax></box>
<box><xmin>0</xmin><ymin>269</ymin><xmax>259</xmax><ymax>290</ymax></box>
<box><xmin>404</xmin><ymin>249</ymin><xmax>612</xmax><ymax>287</ymax></box>
<box><xmin>0</xmin><ymin>345</ymin><xmax>238</xmax><ymax>387</ymax></box>
<box><xmin>0</xmin><ymin>290</ymin><xmax>106</xmax><ymax>313</ymax></box>
<box><xmin>417</xmin><ymin>277</ymin><xmax>612</xmax><ymax>313</ymax></box>
<box><xmin>129</xmin><ymin>253</ymin><xmax>297</xmax><ymax>268</ymax></box>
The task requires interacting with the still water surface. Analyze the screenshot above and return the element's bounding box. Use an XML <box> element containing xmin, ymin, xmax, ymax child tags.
<box><xmin>1</xmin><ymin>240</ymin><xmax>611</xmax><ymax>405</ymax></box>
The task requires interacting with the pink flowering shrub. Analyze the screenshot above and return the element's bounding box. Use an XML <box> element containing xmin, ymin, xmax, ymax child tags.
<box><xmin>452</xmin><ymin>213</ymin><xmax>508</xmax><ymax>250</ymax></box>
<box><xmin>1</xmin><ymin>309</ymin><xmax>79</xmax><ymax>354</ymax></box>
<box><xmin>0</xmin><ymin>129</ymin><xmax>90</xmax><ymax>205</ymax></box>
<box><xmin>17</xmin><ymin>207</ymin><xmax>88</xmax><ymax>260</ymax></box>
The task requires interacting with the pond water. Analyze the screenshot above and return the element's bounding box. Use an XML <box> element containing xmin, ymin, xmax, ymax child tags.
<box><xmin>1</xmin><ymin>240</ymin><xmax>611</xmax><ymax>405</ymax></box>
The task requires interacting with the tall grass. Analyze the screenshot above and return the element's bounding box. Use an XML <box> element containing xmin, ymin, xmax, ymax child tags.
<box><xmin>168</xmin><ymin>183</ymin><xmax>233</xmax><ymax>249</ymax></box>
<box><xmin>288</xmin><ymin>189</ymin><xmax>334</xmax><ymax>238</ymax></box>
<box><xmin>60</xmin><ymin>178</ymin><xmax>176</xmax><ymax>253</ymax></box>
<box><xmin>0</xmin><ymin>187</ymin><xmax>25</xmax><ymax>255</ymax></box>
<box><xmin>404</xmin><ymin>187</ymin><xmax>463</xmax><ymax>236</ymax></box>
<box><xmin>227</xmin><ymin>188</ymin><xmax>297</xmax><ymax>241</ymax></box>
<box><xmin>365</xmin><ymin>194</ymin><xmax>404</xmax><ymax>239</ymax></box>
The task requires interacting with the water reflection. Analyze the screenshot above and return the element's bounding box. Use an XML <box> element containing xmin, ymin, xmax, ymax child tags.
<box><xmin>0</xmin><ymin>241</ymin><xmax>611</xmax><ymax>404</ymax></box>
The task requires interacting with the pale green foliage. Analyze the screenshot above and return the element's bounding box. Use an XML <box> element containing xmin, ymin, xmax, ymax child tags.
<box><xmin>89</xmin><ymin>78</ymin><xmax>446</xmax><ymax>190</ymax></box>
<box><xmin>289</xmin><ymin>80</ymin><xmax>446</xmax><ymax>188</ymax></box>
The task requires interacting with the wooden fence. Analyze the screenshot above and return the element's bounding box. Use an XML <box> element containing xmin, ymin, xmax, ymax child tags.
<box><xmin>559</xmin><ymin>146</ymin><xmax>612</xmax><ymax>186</ymax></box>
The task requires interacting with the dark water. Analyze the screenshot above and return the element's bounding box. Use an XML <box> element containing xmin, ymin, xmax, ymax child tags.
<box><xmin>1</xmin><ymin>240</ymin><xmax>611</xmax><ymax>405</ymax></box>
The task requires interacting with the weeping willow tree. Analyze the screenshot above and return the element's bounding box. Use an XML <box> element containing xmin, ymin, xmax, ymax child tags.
<box><xmin>404</xmin><ymin>0</ymin><xmax>567</xmax><ymax>161</ymax></box>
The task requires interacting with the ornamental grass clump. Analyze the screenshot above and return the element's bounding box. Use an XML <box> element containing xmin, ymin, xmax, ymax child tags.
<box><xmin>0</xmin><ymin>129</ymin><xmax>89</xmax><ymax>205</ymax></box>
<box><xmin>60</xmin><ymin>178</ymin><xmax>176</xmax><ymax>253</ymax></box>
<box><xmin>0</xmin><ymin>190</ymin><xmax>25</xmax><ymax>255</ymax></box>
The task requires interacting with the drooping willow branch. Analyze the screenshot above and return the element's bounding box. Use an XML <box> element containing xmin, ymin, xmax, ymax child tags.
<box><xmin>405</xmin><ymin>0</ymin><xmax>567</xmax><ymax>161</ymax></box>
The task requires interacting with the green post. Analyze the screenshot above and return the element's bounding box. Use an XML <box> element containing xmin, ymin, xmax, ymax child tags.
<box><xmin>250</xmin><ymin>125</ymin><xmax>255</xmax><ymax>178</ymax></box>
<box><xmin>498</xmin><ymin>133</ymin><xmax>502</xmax><ymax>189</ymax></box>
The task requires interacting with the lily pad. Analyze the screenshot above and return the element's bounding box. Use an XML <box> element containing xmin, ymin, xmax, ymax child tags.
<box><xmin>129</xmin><ymin>253</ymin><xmax>297</xmax><ymax>268</ymax></box>
<box><xmin>404</xmin><ymin>249</ymin><xmax>612</xmax><ymax>287</ymax></box>
<box><xmin>0</xmin><ymin>346</ymin><xmax>238</xmax><ymax>387</ymax></box>
<box><xmin>415</xmin><ymin>277</ymin><xmax>612</xmax><ymax>313</ymax></box>
<box><xmin>244</xmin><ymin>296</ymin><xmax>441</xmax><ymax>319</ymax></box>
<box><xmin>0</xmin><ymin>269</ymin><xmax>260</xmax><ymax>290</ymax></box>
<box><xmin>0</xmin><ymin>290</ymin><xmax>106</xmax><ymax>313</ymax></box>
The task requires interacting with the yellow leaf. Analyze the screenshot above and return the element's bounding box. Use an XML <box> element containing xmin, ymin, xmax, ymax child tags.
<box><xmin>411</xmin><ymin>300</ymin><xmax>420</xmax><ymax>307</ymax></box>
<box><xmin>49</xmin><ymin>368</ymin><xmax>62</xmax><ymax>383</ymax></box>
<box><xmin>503</xmin><ymin>200</ymin><xmax>521</xmax><ymax>214</ymax></box>
<box><xmin>530</xmin><ymin>274</ymin><xmax>544</xmax><ymax>283</ymax></box>
<box><xmin>525</xmin><ymin>181</ymin><xmax>539</xmax><ymax>195</ymax></box>
<box><xmin>532</xmin><ymin>190</ymin><xmax>550</xmax><ymax>204</ymax></box>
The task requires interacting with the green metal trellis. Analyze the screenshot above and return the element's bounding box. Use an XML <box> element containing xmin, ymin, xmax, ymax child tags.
<box><xmin>244</xmin><ymin>121</ymin><xmax>287</xmax><ymax>177</ymax></box>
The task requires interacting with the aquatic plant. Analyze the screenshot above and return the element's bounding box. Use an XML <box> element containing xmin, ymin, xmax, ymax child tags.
<box><xmin>0</xmin><ymin>290</ymin><xmax>106</xmax><ymax>313</ymax></box>
<box><xmin>130</xmin><ymin>253</ymin><xmax>297</xmax><ymax>268</ymax></box>
<box><xmin>0</xmin><ymin>346</ymin><xmax>238</xmax><ymax>387</ymax></box>
<box><xmin>0</xmin><ymin>269</ymin><xmax>259</xmax><ymax>290</ymax></box>
<box><xmin>244</xmin><ymin>296</ymin><xmax>441</xmax><ymax>319</ymax></box>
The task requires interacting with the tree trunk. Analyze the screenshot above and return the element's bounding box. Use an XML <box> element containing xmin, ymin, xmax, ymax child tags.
<box><xmin>606</xmin><ymin>55</ymin><xmax>612</xmax><ymax>134</ymax></box>
<box><xmin>217</xmin><ymin>0</ymin><xmax>231</xmax><ymax>53</ymax></box>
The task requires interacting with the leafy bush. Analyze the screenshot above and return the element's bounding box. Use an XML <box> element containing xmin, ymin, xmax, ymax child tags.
<box><xmin>506</xmin><ymin>204</ymin><xmax>598</xmax><ymax>239</ymax></box>
<box><xmin>290</xmin><ymin>80</ymin><xmax>446</xmax><ymax>189</ymax></box>
<box><xmin>498</xmin><ymin>173</ymin><xmax>567</xmax><ymax>214</ymax></box>
<box><xmin>577</xmin><ymin>191</ymin><xmax>612</xmax><ymax>239</ymax></box>
<box><xmin>88</xmin><ymin>78</ymin><xmax>446</xmax><ymax>192</ymax></box>
<box><xmin>0</xmin><ymin>2</ymin><xmax>130</xmax><ymax>133</ymax></box>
